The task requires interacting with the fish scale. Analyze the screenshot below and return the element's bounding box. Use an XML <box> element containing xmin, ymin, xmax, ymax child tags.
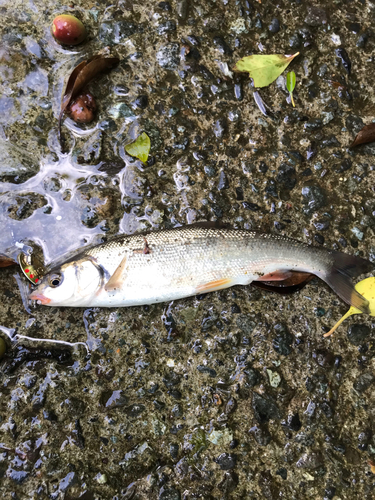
<box><xmin>29</xmin><ymin>225</ymin><xmax>373</xmax><ymax>310</ymax></box>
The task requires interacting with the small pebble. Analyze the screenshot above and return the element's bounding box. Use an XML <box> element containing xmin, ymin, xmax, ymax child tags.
<box><xmin>268</xmin><ymin>18</ymin><xmax>280</xmax><ymax>33</ymax></box>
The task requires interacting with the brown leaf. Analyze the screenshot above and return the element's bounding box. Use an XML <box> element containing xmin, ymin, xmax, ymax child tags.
<box><xmin>0</xmin><ymin>254</ymin><xmax>16</xmax><ymax>268</ymax></box>
<box><xmin>59</xmin><ymin>55</ymin><xmax>119</xmax><ymax>137</ymax></box>
<box><xmin>350</xmin><ymin>123</ymin><xmax>375</xmax><ymax>148</ymax></box>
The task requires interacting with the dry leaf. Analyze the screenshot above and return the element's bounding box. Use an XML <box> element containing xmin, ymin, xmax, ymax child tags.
<box><xmin>59</xmin><ymin>55</ymin><xmax>119</xmax><ymax>137</ymax></box>
<box><xmin>350</xmin><ymin>123</ymin><xmax>375</xmax><ymax>148</ymax></box>
<box><xmin>0</xmin><ymin>254</ymin><xmax>15</xmax><ymax>268</ymax></box>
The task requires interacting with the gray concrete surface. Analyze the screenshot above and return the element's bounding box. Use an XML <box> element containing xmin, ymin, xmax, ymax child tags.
<box><xmin>0</xmin><ymin>0</ymin><xmax>375</xmax><ymax>498</ymax></box>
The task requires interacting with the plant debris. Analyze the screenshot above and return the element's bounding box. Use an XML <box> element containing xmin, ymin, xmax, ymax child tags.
<box><xmin>59</xmin><ymin>55</ymin><xmax>119</xmax><ymax>138</ymax></box>
<box><xmin>234</xmin><ymin>52</ymin><xmax>299</xmax><ymax>88</ymax></box>
<box><xmin>0</xmin><ymin>254</ymin><xmax>16</xmax><ymax>268</ymax></box>
<box><xmin>286</xmin><ymin>71</ymin><xmax>296</xmax><ymax>107</ymax></box>
<box><xmin>124</xmin><ymin>132</ymin><xmax>151</xmax><ymax>163</ymax></box>
<box><xmin>350</xmin><ymin>123</ymin><xmax>375</xmax><ymax>148</ymax></box>
<box><xmin>324</xmin><ymin>277</ymin><xmax>375</xmax><ymax>337</ymax></box>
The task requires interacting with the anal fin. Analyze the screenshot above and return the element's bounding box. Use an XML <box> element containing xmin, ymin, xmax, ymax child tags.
<box><xmin>256</xmin><ymin>270</ymin><xmax>293</xmax><ymax>282</ymax></box>
<box><xmin>196</xmin><ymin>277</ymin><xmax>233</xmax><ymax>294</ymax></box>
<box><xmin>104</xmin><ymin>255</ymin><xmax>128</xmax><ymax>292</ymax></box>
<box><xmin>252</xmin><ymin>271</ymin><xmax>313</xmax><ymax>294</ymax></box>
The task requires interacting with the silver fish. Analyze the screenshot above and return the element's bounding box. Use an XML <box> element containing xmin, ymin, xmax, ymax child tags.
<box><xmin>29</xmin><ymin>223</ymin><xmax>372</xmax><ymax>311</ymax></box>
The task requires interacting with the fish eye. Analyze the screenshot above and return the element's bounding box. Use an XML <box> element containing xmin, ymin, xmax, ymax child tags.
<box><xmin>49</xmin><ymin>273</ymin><xmax>63</xmax><ymax>288</ymax></box>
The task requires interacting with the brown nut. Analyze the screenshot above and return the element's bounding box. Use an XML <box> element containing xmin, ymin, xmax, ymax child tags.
<box><xmin>67</xmin><ymin>92</ymin><xmax>97</xmax><ymax>123</ymax></box>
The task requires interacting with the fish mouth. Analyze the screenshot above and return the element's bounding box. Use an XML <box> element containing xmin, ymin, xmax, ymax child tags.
<box><xmin>29</xmin><ymin>291</ymin><xmax>51</xmax><ymax>305</ymax></box>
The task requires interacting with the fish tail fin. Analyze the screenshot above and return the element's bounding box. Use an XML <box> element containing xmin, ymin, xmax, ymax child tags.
<box><xmin>320</xmin><ymin>252</ymin><xmax>373</xmax><ymax>313</ymax></box>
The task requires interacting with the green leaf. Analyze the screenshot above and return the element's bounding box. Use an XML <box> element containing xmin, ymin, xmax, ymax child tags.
<box><xmin>125</xmin><ymin>132</ymin><xmax>151</xmax><ymax>163</ymax></box>
<box><xmin>234</xmin><ymin>52</ymin><xmax>299</xmax><ymax>88</ymax></box>
<box><xmin>286</xmin><ymin>71</ymin><xmax>296</xmax><ymax>93</ymax></box>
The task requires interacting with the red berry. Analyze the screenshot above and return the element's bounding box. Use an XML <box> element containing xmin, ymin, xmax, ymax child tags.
<box><xmin>67</xmin><ymin>92</ymin><xmax>97</xmax><ymax>123</ymax></box>
<box><xmin>52</xmin><ymin>14</ymin><xmax>87</xmax><ymax>46</ymax></box>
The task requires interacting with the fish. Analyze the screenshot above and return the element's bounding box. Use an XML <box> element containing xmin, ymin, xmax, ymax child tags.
<box><xmin>28</xmin><ymin>223</ymin><xmax>373</xmax><ymax>311</ymax></box>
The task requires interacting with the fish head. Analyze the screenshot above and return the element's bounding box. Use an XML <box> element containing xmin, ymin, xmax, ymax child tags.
<box><xmin>29</xmin><ymin>257</ymin><xmax>103</xmax><ymax>307</ymax></box>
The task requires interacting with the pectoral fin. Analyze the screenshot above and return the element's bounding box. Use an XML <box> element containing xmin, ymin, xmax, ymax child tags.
<box><xmin>104</xmin><ymin>255</ymin><xmax>128</xmax><ymax>292</ymax></box>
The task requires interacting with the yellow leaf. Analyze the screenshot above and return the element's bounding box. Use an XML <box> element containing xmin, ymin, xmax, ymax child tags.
<box><xmin>124</xmin><ymin>132</ymin><xmax>151</xmax><ymax>163</ymax></box>
<box><xmin>324</xmin><ymin>277</ymin><xmax>375</xmax><ymax>337</ymax></box>
<box><xmin>234</xmin><ymin>52</ymin><xmax>299</xmax><ymax>88</ymax></box>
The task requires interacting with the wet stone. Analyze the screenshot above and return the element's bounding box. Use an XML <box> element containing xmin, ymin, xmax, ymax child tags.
<box><xmin>158</xmin><ymin>1</ymin><xmax>171</xmax><ymax>11</ymax></box>
<box><xmin>301</xmin><ymin>184</ymin><xmax>326</xmax><ymax>214</ymax></box>
<box><xmin>7</xmin><ymin>469</ymin><xmax>28</xmax><ymax>484</ymax></box>
<box><xmin>265</xmin><ymin>180</ymin><xmax>278</xmax><ymax>198</ymax></box>
<box><xmin>353</xmin><ymin>372</ymin><xmax>375</xmax><ymax>393</ymax></box>
<box><xmin>214</xmin><ymin>453</ymin><xmax>237</xmax><ymax>470</ymax></box>
<box><xmin>325</xmin><ymin>486</ymin><xmax>336</xmax><ymax>499</ymax></box>
<box><xmin>98</xmin><ymin>21</ymin><xmax>139</xmax><ymax>45</ymax></box>
<box><xmin>283</xmin><ymin>413</ymin><xmax>302</xmax><ymax>432</ymax></box>
<box><xmin>250</xmin><ymin>425</ymin><xmax>271</xmax><ymax>446</ymax></box>
<box><xmin>218</xmin><ymin>170</ymin><xmax>229</xmax><ymax>190</ymax></box>
<box><xmin>295</xmin><ymin>432</ymin><xmax>315</xmax><ymax>446</ymax></box>
<box><xmin>304</xmin><ymin>119</ymin><xmax>323</xmax><ymax>131</ymax></box>
<box><xmin>304</xmin><ymin>6</ymin><xmax>327</xmax><ymax>26</ymax></box>
<box><xmin>156</xmin><ymin>43</ymin><xmax>180</xmax><ymax>70</ymax></box>
<box><xmin>357</xmin><ymin>33</ymin><xmax>368</xmax><ymax>48</ymax></box>
<box><xmin>157</xmin><ymin>21</ymin><xmax>177</xmax><ymax>34</ymax></box>
<box><xmin>177</xmin><ymin>0</ymin><xmax>189</xmax><ymax>19</ymax></box>
<box><xmin>197</xmin><ymin>365</ymin><xmax>217</xmax><ymax>377</ymax></box>
<box><xmin>252</xmin><ymin>393</ymin><xmax>281</xmax><ymax>423</ymax></box>
<box><xmin>335</xmin><ymin>48</ymin><xmax>351</xmax><ymax>75</ymax></box>
<box><xmin>218</xmin><ymin>471</ymin><xmax>239</xmax><ymax>493</ymax></box>
<box><xmin>171</xmin><ymin>404</ymin><xmax>183</xmax><ymax>417</ymax></box>
<box><xmin>345</xmin><ymin>115</ymin><xmax>364</xmax><ymax>135</ymax></box>
<box><xmin>296</xmin><ymin>452</ymin><xmax>324</xmax><ymax>470</ymax></box>
<box><xmin>273</xmin><ymin>323</ymin><xmax>293</xmax><ymax>356</ymax></box>
<box><xmin>124</xmin><ymin>404</ymin><xmax>146</xmax><ymax>417</ymax></box>
<box><xmin>213</xmin><ymin>36</ymin><xmax>233</xmax><ymax>55</ymax></box>
<box><xmin>101</xmin><ymin>390</ymin><xmax>128</xmax><ymax>409</ymax></box>
<box><xmin>213</xmin><ymin>118</ymin><xmax>227</xmax><ymax>139</ymax></box>
<box><xmin>289</xmin><ymin>34</ymin><xmax>301</xmax><ymax>49</ymax></box>
<box><xmin>276</xmin><ymin>163</ymin><xmax>296</xmax><ymax>190</ymax></box>
<box><xmin>244</xmin><ymin>367</ymin><xmax>261</xmax><ymax>387</ymax></box>
<box><xmin>159</xmin><ymin>487</ymin><xmax>181</xmax><ymax>500</ymax></box>
<box><xmin>268</xmin><ymin>18</ymin><xmax>280</xmax><ymax>33</ymax></box>
<box><xmin>170</xmin><ymin>443</ymin><xmax>179</xmax><ymax>459</ymax></box>
<box><xmin>276</xmin><ymin>468</ymin><xmax>287</xmax><ymax>480</ymax></box>
<box><xmin>313</xmin><ymin>220</ymin><xmax>329</xmax><ymax>231</ymax></box>
<box><xmin>131</xmin><ymin>95</ymin><xmax>149</xmax><ymax>109</ymax></box>
<box><xmin>347</xmin><ymin>324</ymin><xmax>370</xmax><ymax>345</ymax></box>
<box><xmin>59</xmin><ymin>472</ymin><xmax>76</xmax><ymax>492</ymax></box>
<box><xmin>240</xmin><ymin>199</ymin><xmax>260</xmax><ymax>211</ymax></box>
<box><xmin>163</xmin><ymin>371</ymin><xmax>180</xmax><ymax>388</ymax></box>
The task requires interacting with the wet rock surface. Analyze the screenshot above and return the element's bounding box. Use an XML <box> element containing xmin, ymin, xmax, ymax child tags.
<box><xmin>0</xmin><ymin>0</ymin><xmax>375</xmax><ymax>499</ymax></box>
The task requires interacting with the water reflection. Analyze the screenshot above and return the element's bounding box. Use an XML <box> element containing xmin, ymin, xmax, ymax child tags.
<box><xmin>0</xmin><ymin>138</ymin><xmax>107</xmax><ymax>265</ymax></box>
